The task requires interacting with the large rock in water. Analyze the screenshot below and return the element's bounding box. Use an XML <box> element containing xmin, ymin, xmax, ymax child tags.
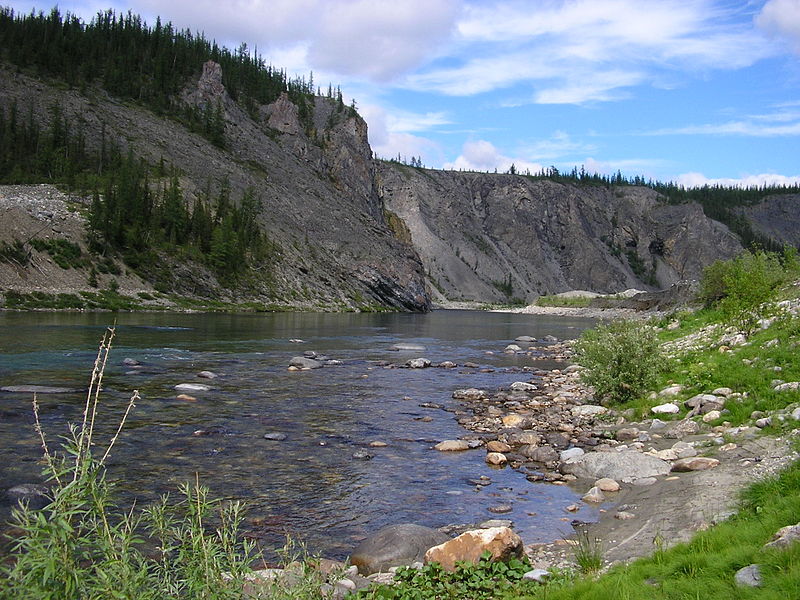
<box><xmin>350</xmin><ymin>524</ymin><xmax>449</xmax><ymax>575</ymax></box>
<box><xmin>288</xmin><ymin>356</ymin><xmax>324</xmax><ymax>369</ymax></box>
<box><xmin>423</xmin><ymin>527</ymin><xmax>523</xmax><ymax>572</ymax></box>
<box><xmin>561</xmin><ymin>451</ymin><xmax>671</xmax><ymax>481</ymax></box>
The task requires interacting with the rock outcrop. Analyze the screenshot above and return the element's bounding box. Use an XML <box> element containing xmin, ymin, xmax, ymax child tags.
<box><xmin>378</xmin><ymin>164</ymin><xmax>743</xmax><ymax>303</ymax></box>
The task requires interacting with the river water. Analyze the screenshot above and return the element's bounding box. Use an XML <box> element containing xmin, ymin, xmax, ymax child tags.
<box><xmin>0</xmin><ymin>310</ymin><xmax>598</xmax><ymax>560</ymax></box>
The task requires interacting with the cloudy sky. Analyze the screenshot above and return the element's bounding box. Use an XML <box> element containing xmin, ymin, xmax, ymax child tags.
<box><xmin>6</xmin><ymin>0</ymin><xmax>800</xmax><ymax>186</ymax></box>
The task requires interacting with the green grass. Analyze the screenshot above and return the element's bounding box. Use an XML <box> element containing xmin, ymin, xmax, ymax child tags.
<box><xmin>536</xmin><ymin>295</ymin><xmax>592</xmax><ymax>307</ymax></box>
<box><xmin>502</xmin><ymin>459</ymin><xmax>800</xmax><ymax>599</ymax></box>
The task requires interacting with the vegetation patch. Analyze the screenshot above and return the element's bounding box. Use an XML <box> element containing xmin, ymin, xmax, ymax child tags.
<box><xmin>536</xmin><ymin>295</ymin><xmax>592</xmax><ymax>307</ymax></box>
<box><xmin>29</xmin><ymin>238</ymin><xmax>88</xmax><ymax>269</ymax></box>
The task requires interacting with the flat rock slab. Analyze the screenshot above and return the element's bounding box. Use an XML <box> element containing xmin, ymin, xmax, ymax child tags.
<box><xmin>0</xmin><ymin>385</ymin><xmax>81</xmax><ymax>394</ymax></box>
<box><xmin>562</xmin><ymin>451</ymin><xmax>671</xmax><ymax>481</ymax></box>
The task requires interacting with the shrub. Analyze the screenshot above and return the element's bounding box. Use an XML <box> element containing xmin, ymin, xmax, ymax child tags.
<box><xmin>573</xmin><ymin>320</ymin><xmax>665</xmax><ymax>404</ymax></box>
<box><xmin>699</xmin><ymin>248</ymin><xmax>799</xmax><ymax>332</ymax></box>
<box><xmin>356</xmin><ymin>551</ymin><xmax>535</xmax><ymax>600</ymax></box>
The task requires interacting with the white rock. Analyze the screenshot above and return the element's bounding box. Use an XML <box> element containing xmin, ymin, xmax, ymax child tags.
<box><xmin>571</xmin><ymin>405</ymin><xmax>607</xmax><ymax>418</ymax></box>
<box><xmin>652</xmin><ymin>403</ymin><xmax>680</xmax><ymax>415</ymax></box>
<box><xmin>434</xmin><ymin>440</ymin><xmax>470</xmax><ymax>452</ymax></box>
<box><xmin>560</xmin><ymin>447</ymin><xmax>585</xmax><ymax>463</ymax></box>
<box><xmin>702</xmin><ymin>410</ymin><xmax>722</xmax><ymax>423</ymax></box>
<box><xmin>658</xmin><ymin>384</ymin><xmax>683</xmax><ymax>397</ymax></box>
<box><xmin>174</xmin><ymin>383</ymin><xmax>210</xmax><ymax>392</ymax></box>
<box><xmin>510</xmin><ymin>381</ymin><xmax>538</xmax><ymax>392</ymax></box>
<box><xmin>711</xmin><ymin>387</ymin><xmax>733</xmax><ymax>397</ymax></box>
<box><xmin>523</xmin><ymin>569</ymin><xmax>550</xmax><ymax>582</ymax></box>
<box><xmin>594</xmin><ymin>477</ymin><xmax>620</xmax><ymax>492</ymax></box>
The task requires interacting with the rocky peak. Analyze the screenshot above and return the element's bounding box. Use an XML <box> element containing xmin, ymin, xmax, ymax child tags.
<box><xmin>197</xmin><ymin>61</ymin><xmax>225</xmax><ymax>100</ymax></box>
<box><xmin>265</xmin><ymin>93</ymin><xmax>301</xmax><ymax>135</ymax></box>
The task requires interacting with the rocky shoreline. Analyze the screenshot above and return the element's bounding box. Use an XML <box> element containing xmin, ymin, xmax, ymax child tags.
<box><xmin>294</xmin><ymin>310</ymin><xmax>800</xmax><ymax>595</ymax></box>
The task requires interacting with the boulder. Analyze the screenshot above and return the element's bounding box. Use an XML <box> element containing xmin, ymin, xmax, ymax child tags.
<box><xmin>486</xmin><ymin>441</ymin><xmax>512</xmax><ymax>453</ymax></box>
<box><xmin>509</xmin><ymin>381</ymin><xmax>537</xmax><ymax>392</ymax></box>
<box><xmin>571</xmin><ymin>405</ymin><xmax>607</xmax><ymax>418</ymax></box>
<box><xmin>664</xmin><ymin>419</ymin><xmax>700</xmax><ymax>439</ymax></box>
<box><xmin>485</xmin><ymin>452</ymin><xmax>508</xmax><ymax>466</ymax></box>
<box><xmin>288</xmin><ymin>356</ymin><xmax>323</xmax><ymax>369</ymax></box>
<box><xmin>734</xmin><ymin>564</ymin><xmax>762</xmax><ymax>588</ymax></box>
<box><xmin>559</xmin><ymin>447</ymin><xmax>584</xmax><ymax>463</ymax></box>
<box><xmin>561</xmin><ymin>451</ymin><xmax>671</xmax><ymax>481</ymax></box>
<box><xmin>423</xmin><ymin>527</ymin><xmax>523</xmax><ymax>572</ymax></box>
<box><xmin>350</xmin><ymin>524</ymin><xmax>449</xmax><ymax>575</ymax></box>
<box><xmin>522</xmin><ymin>445</ymin><xmax>559</xmax><ymax>463</ymax></box>
<box><xmin>515</xmin><ymin>336</ymin><xmax>536</xmax><ymax>342</ymax></box>
<box><xmin>197</xmin><ymin>370</ymin><xmax>217</xmax><ymax>379</ymax></box>
<box><xmin>434</xmin><ymin>440</ymin><xmax>470</xmax><ymax>452</ymax></box>
<box><xmin>594</xmin><ymin>478</ymin><xmax>620</xmax><ymax>492</ymax></box>
<box><xmin>763</xmin><ymin>523</ymin><xmax>800</xmax><ymax>549</ymax></box>
<box><xmin>651</xmin><ymin>402</ymin><xmax>680</xmax><ymax>415</ymax></box>
<box><xmin>406</xmin><ymin>358</ymin><xmax>431</xmax><ymax>369</ymax></box>
<box><xmin>452</xmin><ymin>388</ymin><xmax>487</xmax><ymax>400</ymax></box>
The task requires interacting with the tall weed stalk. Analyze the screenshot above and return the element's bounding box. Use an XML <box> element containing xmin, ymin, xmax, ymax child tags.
<box><xmin>0</xmin><ymin>328</ymin><xmax>262</xmax><ymax>599</ymax></box>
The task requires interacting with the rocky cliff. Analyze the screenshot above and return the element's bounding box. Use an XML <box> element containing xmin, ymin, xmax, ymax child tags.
<box><xmin>377</xmin><ymin>163</ymin><xmax>744</xmax><ymax>303</ymax></box>
<box><xmin>0</xmin><ymin>62</ymin><xmax>429</xmax><ymax>311</ymax></box>
<box><xmin>2</xmin><ymin>59</ymin><xmax>794</xmax><ymax>311</ymax></box>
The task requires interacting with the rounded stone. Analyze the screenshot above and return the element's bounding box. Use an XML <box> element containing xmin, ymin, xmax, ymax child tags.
<box><xmin>350</xmin><ymin>524</ymin><xmax>449</xmax><ymax>575</ymax></box>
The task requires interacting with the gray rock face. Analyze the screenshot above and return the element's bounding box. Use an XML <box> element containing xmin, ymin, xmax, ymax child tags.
<box><xmin>379</xmin><ymin>165</ymin><xmax>742</xmax><ymax>303</ymax></box>
<box><xmin>349</xmin><ymin>524</ymin><xmax>449</xmax><ymax>575</ymax></box>
<box><xmin>561</xmin><ymin>451</ymin><xmax>671</xmax><ymax>481</ymax></box>
<box><xmin>736</xmin><ymin>194</ymin><xmax>800</xmax><ymax>249</ymax></box>
<box><xmin>0</xmin><ymin>66</ymin><xmax>430</xmax><ymax>312</ymax></box>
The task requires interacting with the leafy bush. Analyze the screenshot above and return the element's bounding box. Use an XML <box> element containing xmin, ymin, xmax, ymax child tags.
<box><xmin>573</xmin><ymin>320</ymin><xmax>665</xmax><ymax>404</ymax></box>
<box><xmin>699</xmin><ymin>248</ymin><xmax>799</xmax><ymax>332</ymax></box>
<box><xmin>357</xmin><ymin>552</ymin><xmax>535</xmax><ymax>600</ymax></box>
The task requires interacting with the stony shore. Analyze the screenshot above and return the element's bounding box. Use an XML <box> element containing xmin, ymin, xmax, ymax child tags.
<box><xmin>318</xmin><ymin>302</ymin><xmax>800</xmax><ymax>594</ymax></box>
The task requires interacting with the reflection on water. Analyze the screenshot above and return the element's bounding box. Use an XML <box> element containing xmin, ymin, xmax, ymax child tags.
<box><xmin>0</xmin><ymin>310</ymin><xmax>597</xmax><ymax>559</ymax></box>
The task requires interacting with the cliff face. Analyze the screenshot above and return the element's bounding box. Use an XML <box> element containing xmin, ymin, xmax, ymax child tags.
<box><xmin>0</xmin><ymin>62</ymin><xmax>430</xmax><ymax>311</ymax></box>
<box><xmin>736</xmin><ymin>194</ymin><xmax>800</xmax><ymax>250</ymax></box>
<box><xmin>1</xmin><ymin>60</ymin><xmax>791</xmax><ymax>310</ymax></box>
<box><xmin>378</xmin><ymin>163</ymin><xmax>743</xmax><ymax>303</ymax></box>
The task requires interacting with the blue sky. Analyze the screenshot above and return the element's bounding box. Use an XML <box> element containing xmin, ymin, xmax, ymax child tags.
<box><xmin>5</xmin><ymin>0</ymin><xmax>800</xmax><ymax>186</ymax></box>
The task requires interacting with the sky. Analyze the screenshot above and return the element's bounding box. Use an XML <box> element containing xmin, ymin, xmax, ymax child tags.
<box><xmin>5</xmin><ymin>0</ymin><xmax>800</xmax><ymax>186</ymax></box>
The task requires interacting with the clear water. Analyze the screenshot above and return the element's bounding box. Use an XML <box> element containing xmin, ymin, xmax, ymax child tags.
<box><xmin>0</xmin><ymin>310</ymin><xmax>598</xmax><ymax>559</ymax></box>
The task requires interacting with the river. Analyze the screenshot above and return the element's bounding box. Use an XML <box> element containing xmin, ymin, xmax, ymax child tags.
<box><xmin>0</xmin><ymin>309</ymin><xmax>598</xmax><ymax>560</ymax></box>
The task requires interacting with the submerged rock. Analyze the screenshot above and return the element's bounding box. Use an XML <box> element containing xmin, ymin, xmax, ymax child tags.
<box><xmin>175</xmin><ymin>383</ymin><xmax>211</xmax><ymax>392</ymax></box>
<box><xmin>288</xmin><ymin>356</ymin><xmax>324</xmax><ymax>369</ymax></box>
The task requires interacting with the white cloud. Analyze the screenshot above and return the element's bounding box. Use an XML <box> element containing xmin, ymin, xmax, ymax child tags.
<box><xmin>518</xmin><ymin>131</ymin><xmax>596</xmax><ymax>161</ymax></box>
<box><xmin>96</xmin><ymin>0</ymin><xmax>459</xmax><ymax>81</ymax></box>
<box><xmin>443</xmin><ymin>139</ymin><xmax>545</xmax><ymax>173</ymax></box>
<box><xmin>407</xmin><ymin>0</ymin><xmax>778</xmax><ymax>103</ymax></box>
<box><xmin>757</xmin><ymin>0</ymin><xmax>800</xmax><ymax>53</ymax></box>
<box><xmin>360</xmin><ymin>104</ymin><xmax>444</xmax><ymax>164</ymax></box>
<box><xmin>648</xmin><ymin>116</ymin><xmax>800</xmax><ymax>137</ymax></box>
<box><xmin>676</xmin><ymin>171</ymin><xmax>800</xmax><ymax>188</ymax></box>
